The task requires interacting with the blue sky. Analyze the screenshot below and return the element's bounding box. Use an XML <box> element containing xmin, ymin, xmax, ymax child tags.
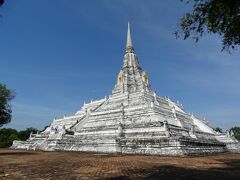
<box><xmin>0</xmin><ymin>0</ymin><xmax>239</xmax><ymax>130</ymax></box>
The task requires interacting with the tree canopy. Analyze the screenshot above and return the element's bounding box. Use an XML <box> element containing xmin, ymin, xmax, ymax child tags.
<box><xmin>18</xmin><ymin>128</ymin><xmax>38</xmax><ymax>141</ymax></box>
<box><xmin>176</xmin><ymin>0</ymin><xmax>240</xmax><ymax>52</ymax></box>
<box><xmin>230</xmin><ymin>126</ymin><xmax>240</xmax><ymax>141</ymax></box>
<box><xmin>0</xmin><ymin>127</ymin><xmax>39</xmax><ymax>148</ymax></box>
<box><xmin>213</xmin><ymin>127</ymin><xmax>223</xmax><ymax>133</ymax></box>
<box><xmin>0</xmin><ymin>84</ymin><xmax>15</xmax><ymax>127</ymax></box>
<box><xmin>0</xmin><ymin>0</ymin><xmax>3</xmax><ymax>7</ymax></box>
<box><xmin>0</xmin><ymin>128</ymin><xmax>18</xmax><ymax>147</ymax></box>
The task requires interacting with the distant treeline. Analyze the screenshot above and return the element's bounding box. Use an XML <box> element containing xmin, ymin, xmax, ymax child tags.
<box><xmin>213</xmin><ymin>127</ymin><xmax>240</xmax><ymax>141</ymax></box>
<box><xmin>231</xmin><ymin>127</ymin><xmax>240</xmax><ymax>140</ymax></box>
<box><xmin>0</xmin><ymin>126</ymin><xmax>239</xmax><ymax>148</ymax></box>
<box><xmin>0</xmin><ymin>128</ymin><xmax>39</xmax><ymax>148</ymax></box>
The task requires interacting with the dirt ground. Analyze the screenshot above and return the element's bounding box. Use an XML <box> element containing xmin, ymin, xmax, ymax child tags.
<box><xmin>0</xmin><ymin>149</ymin><xmax>240</xmax><ymax>180</ymax></box>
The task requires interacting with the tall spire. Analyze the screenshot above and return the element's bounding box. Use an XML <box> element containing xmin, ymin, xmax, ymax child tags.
<box><xmin>126</xmin><ymin>22</ymin><xmax>134</xmax><ymax>53</ymax></box>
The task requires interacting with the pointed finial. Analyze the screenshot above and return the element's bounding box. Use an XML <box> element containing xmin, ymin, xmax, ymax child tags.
<box><xmin>126</xmin><ymin>22</ymin><xmax>134</xmax><ymax>53</ymax></box>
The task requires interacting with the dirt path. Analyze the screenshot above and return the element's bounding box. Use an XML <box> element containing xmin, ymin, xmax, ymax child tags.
<box><xmin>0</xmin><ymin>148</ymin><xmax>240</xmax><ymax>179</ymax></box>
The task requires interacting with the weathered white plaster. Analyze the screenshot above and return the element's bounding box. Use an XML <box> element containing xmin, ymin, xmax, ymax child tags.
<box><xmin>12</xmin><ymin>23</ymin><xmax>240</xmax><ymax>155</ymax></box>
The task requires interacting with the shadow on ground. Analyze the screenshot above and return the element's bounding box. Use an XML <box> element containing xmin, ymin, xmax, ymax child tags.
<box><xmin>103</xmin><ymin>159</ymin><xmax>240</xmax><ymax>180</ymax></box>
<box><xmin>0</xmin><ymin>151</ymin><xmax>37</xmax><ymax>156</ymax></box>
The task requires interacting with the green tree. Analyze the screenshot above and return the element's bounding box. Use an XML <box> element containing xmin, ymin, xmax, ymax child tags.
<box><xmin>0</xmin><ymin>0</ymin><xmax>4</xmax><ymax>7</ymax></box>
<box><xmin>0</xmin><ymin>84</ymin><xmax>15</xmax><ymax>127</ymax></box>
<box><xmin>18</xmin><ymin>127</ymin><xmax>38</xmax><ymax>141</ymax></box>
<box><xmin>230</xmin><ymin>126</ymin><xmax>240</xmax><ymax>141</ymax></box>
<box><xmin>213</xmin><ymin>127</ymin><xmax>223</xmax><ymax>133</ymax></box>
<box><xmin>0</xmin><ymin>127</ymin><xmax>39</xmax><ymax>147</ymax></box>
<box><xmin>0</xmin><ymin>128</ymin><xmax>19</xmax><ymax>147</ymax></box>
<box><xmin>176</xmin><ymin>0</ymin><xmax>240</xmax><ymax>52</ymax></box>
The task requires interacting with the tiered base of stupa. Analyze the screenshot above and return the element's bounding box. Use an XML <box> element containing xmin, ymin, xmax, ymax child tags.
<box><xmin>11</xmin><ymin>131</ymin><xmax>227</xmax><ymax>156</ymax></box>
<box><xmin>12</xmin><ymin>91</ymin><xmax>238</xmax><ymax>156</ymax></box>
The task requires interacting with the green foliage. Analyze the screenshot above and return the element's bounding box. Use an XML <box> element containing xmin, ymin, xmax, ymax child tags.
<box><xmin>213</xmin><ymin>127</ymin><xmax>223</xmax><ymax>133</ymax></box>
<box><xmin>0</xmin><ymin>0</ymin><xmax>4</xmax><ymax>7</ymax></box>
<box><xmin>18</xmin><ymin>127</ymin><xmax>38</xmax><ymax>141</ymax></box>
<box><xmin>0</xmin><ymin>127</ymin><xmax>39</xmax><ymax>147</ymax></box>
<box><xmin>0</xmin><ymin>84</ymin><xmax>15</xmax><ymax>127</ymax></box>
<box><xmin>0</xmin><ymin>128</ymin><xmax>19</xmax><ymax>147</ymax></box>
<box><xmin>176</xmin><ymin>0</ymin><xmax>240</xmax><ymax>52</ymax></box>
<box><xmin>230</xmin><ymin>126</ymin><xmax>240</xmax><ymax>141</ymax></box>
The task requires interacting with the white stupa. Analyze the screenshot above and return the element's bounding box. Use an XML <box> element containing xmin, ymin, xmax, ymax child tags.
<box><xmin>12</xmin><ymin>23</ymin><xmax>240</xmax><ymax>155</ymax></box>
